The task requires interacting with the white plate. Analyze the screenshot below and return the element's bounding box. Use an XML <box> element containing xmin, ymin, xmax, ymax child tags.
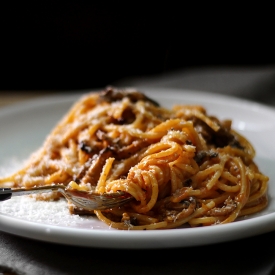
<box><xmin>0</xmin><ymin>87</ymin><xmax>275</xmax><ymax>249</ymax></box>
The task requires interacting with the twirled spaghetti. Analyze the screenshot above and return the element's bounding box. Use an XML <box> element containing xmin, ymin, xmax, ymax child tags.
<box><xmin>0</xmin><ymin>87</ymin><xmax>269</xmax><ymax>230</ymax></box>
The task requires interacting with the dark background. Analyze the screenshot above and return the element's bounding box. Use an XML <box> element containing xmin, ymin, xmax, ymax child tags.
<box><xmin>1</xmin><ymin>3</ymin><xmax>274</xmax><ymax>91</ymax></box>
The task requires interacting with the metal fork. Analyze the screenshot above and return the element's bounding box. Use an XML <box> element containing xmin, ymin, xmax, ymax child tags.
<box><xmin>0</xmin><ymin>185</ymin><xmax>134</xmax><ymax>210</ymax></box>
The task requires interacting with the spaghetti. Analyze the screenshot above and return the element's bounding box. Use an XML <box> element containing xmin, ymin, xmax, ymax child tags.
<box><xmin>0</xmin><ymin>87</ymin><xmax>269</xmax><ymax>230</ymax></box>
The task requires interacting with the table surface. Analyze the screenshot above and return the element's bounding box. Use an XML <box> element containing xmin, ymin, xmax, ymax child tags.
<box><xmin>1</xmin><ymin>66</ymin><xmax>275</xmax><ymax>275</ymax></box>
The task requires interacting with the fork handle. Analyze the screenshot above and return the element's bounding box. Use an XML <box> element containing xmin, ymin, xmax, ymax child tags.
<box><xmin>0</xmin><ymin>186</ymin><xmax>56</xmax><ymax>202</ymax></box>
<box><xmin>0</xmin><ymin>188</ymin><xmax>12</xmax><ymax>201</ymax></box>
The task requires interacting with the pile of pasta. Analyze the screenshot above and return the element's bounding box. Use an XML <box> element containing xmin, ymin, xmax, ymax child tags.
<box><xmin>0</xmin><ymin>87</ymin><xmax>269</xmax><ymax>230</ymax></box>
